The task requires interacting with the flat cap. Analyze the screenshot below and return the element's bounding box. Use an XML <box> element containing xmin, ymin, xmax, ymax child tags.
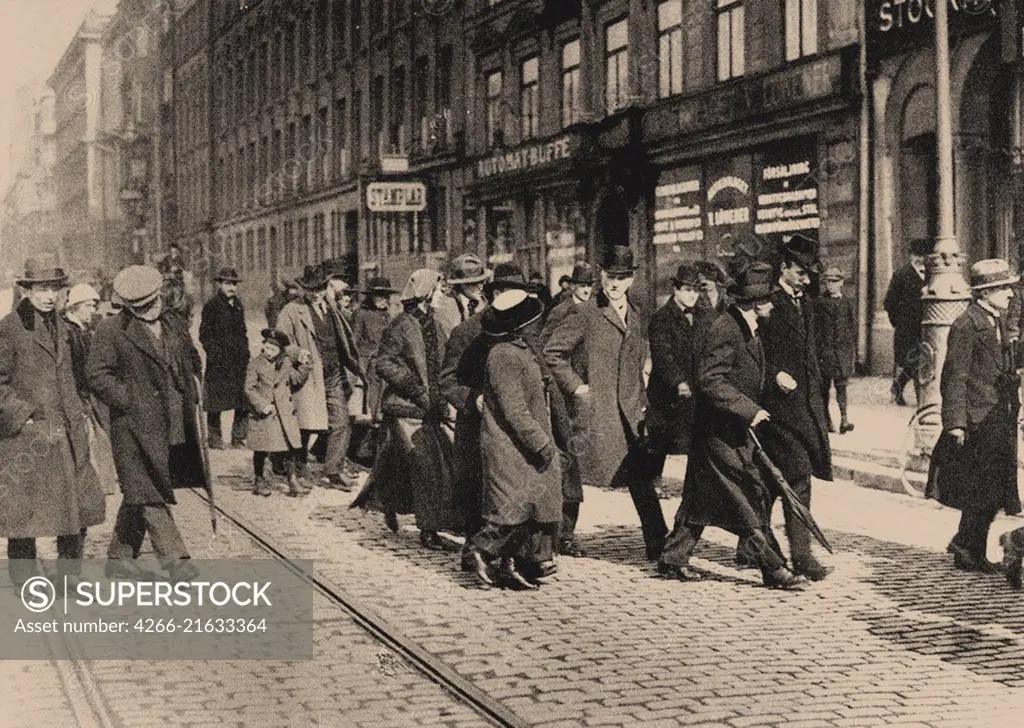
<box><xmin>112</xmin><ymin>265</ymin><xmax>162</xmax><ymax>308</ymax></box>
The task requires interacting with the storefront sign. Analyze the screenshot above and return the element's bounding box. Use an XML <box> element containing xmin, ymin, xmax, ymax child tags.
<box><xmin>705</xmin><ymin>155</ymin><xmax>754</xmax><ymax>258</ymax></box>
<box><xmin>366</xmin><ymin>182</ymin><xmax>427</xmax><ymax>213</ymax></box>
<box><xmin>643</xmin><ymin>54</ymin><xmax>843</xmax><ymax>142</ymax></box>
<box><xmin>755</xmin><ymin>139</ymin><xmax>820</xmax><ymax>239</ymax></box>
<box><xmin>866</xmin><ymin>0</ymin><xmax>1000</xmax><ymax>59</ymax></box>
<box><xmin>475</xmin><ymin>135</ymin><xmax>578</xmax><ymax>180</ymax></box>
<box><xmin>654</xmin><ymin>167</ymin><xmax>704</xmax><ymax>246</ymax></box>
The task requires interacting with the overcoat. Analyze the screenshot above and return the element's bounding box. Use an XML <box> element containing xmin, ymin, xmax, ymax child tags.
<box><xmin>353</xmin><ymin>309</ymin><xmax>461</xmax><ymax>533</ymax></box>
<box><xmin>759</xmin><ymin>289</ymin><xmax>833</xmax><ymax>483</ymax></box>
<box><xmin>481</xmin><ymin>338</ymin><xmax>563</xmax><ymax>525</ymax></box>
<box><xmin>65</xmin><ymin>317</ymin><xmax>117</xmax><ymax>496</ymax></box>
<box><xmin>351</xmin><ymin>306</ymin><xmax>390</xmax><ymax>416</ymax></box>
<box><xmin>0</xmin><ymin>299</ymin><xmax>105</xmax><ymax>537</ymax></box>
<box><xmin>244</xmin><ymin>348</ymin><xmax>312</xmax><ymax>452</ymax></box>
<box><xmin>680</xmin><ymin>307</ymin><xmax>776</xmax><ymax>534</ymax></box>
<box><xmin>87</xmin><ymin>310</ymin><xmax>206</xmax><ymax>505</ymax></box>
<box><xmin>276</xmin><ymin>300</ymin><xmax>328</xmax><ymax>430</ymax></box>
<box><xmin>540</xmin><ymin>297</ymin><xmax>587</xmax><ymax>344</ymax></box>
<box><xmin>813</xmin><ymin>295</ymin><xmax>856</xmax><ymax>380</ymax></box>
<box><xmin>646</xmin><ymin>300</ymin><xmax>707</xmax><ymax>455</ymax></box>
<box><xmin>926</xmin><ymin>303</ymin><xmax>1021</xmax><ymax>515</ymax></box>
<box><xmin>884</xmin><ymin>263</ymin><xmax>924</xmax><ymax>369</ymax></box>
<box><xmin>199</xmin><ymin>292</ymin><xmax>250</xmax><ymax>413</ymax></box>
<box><xmin>544</xmin><ymin>299</ymin><xmax>649</xmax><ymax>487</ymax></box>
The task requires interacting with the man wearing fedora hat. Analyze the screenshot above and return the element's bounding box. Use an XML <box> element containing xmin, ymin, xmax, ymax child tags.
<box><xmin>545</xmin><ymin>246</ymin><xmax>669</xmax><ymax>561</ymax></box>
<box><xmin>438</xmin><ymin>253</ymin><xmax>490</xmax><ymax>334</ymax></box>
<box><xmin>541</xmin><ymin>263</ymin><xmax>596</xmax><ymax>344</ymax></box>
<box><xmin>927</xmin><ymin>259</ymin><xmax>1022</xmax><ymax>575</ymax></box>
<box><xmin>0</xmin><ymin>259</ymin><xmax>106</xmax><ymax>587</ymax></box>
<box><xmin>658</xmin><ymin>261</ymin><xmax>804</xmax><ymax>589</ymax></box>
<box><xmin>758</xmin><ymin>233</ymin><xmax>833</xmax><ymax>581</ymax></box>
<box><xmin>352</xmin><ymin>276</ymin><xmax>399</xmax><ymax>421</ymax></box>
<box><xmin>199</xmin><ymin>267</ymin><xmax>249</xmax><ymax>450</ymax></box>
<box><xmin>88</xmin><ymin>265</ymin><xmax>204</xmax><ymax>581</ymax></box>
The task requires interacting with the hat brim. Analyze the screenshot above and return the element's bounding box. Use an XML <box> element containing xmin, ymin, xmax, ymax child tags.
<box><xmin>214</xmin><ymin>276</ymin><xmax>242</xmax><ymax>283</ymax></box>
<box><xmin>297</xmin><ymin>276</ymin><xmax>326</xmax><ymax>291</ymax></box>
<box><xmin>17</xmin><ymin>275</ymin><xmax>68</xmax><ymax>287</ymax></box>
<box><xmin>972</xmin><ymin>275</ymin><xmax>1020</xmax><ymax>291</ymax></box>
<box><xmin>482</xmin><ymin>298</ymin><xmax>545</xmax><ymax>336</ymax></box>
<box><xmin>124</xmin><ymin>290</ymin><xmax>160</xmax><ymax>309</ymax></box>
<box><xmin>569</xmin><ymin>278</ymin><xmax>595</xmax><ymax>285</ymax></box>
<box><xmin>483</xmin><ymin>279</ymin><xmax>540</xmax><ymax>296</ymax></box>
<box><xmin>600</xmin><ymin>266</ymin><xmax>637</xmax><ymax>275</ymax></box>
<box><xmin>448</xmin><ymin>273</ymin><xmax>491</xmax><ymax>285</ymax></box>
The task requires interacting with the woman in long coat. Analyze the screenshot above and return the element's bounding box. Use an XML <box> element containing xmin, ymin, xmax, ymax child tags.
<box><xmin>470</xmin><ymin>290</ymin><xmax>563</xmax><ymax>589</ymax></box>
<box><xmin>0</xmin><ymin>283</ymin><xmax>105</xmax><ymax>585</ymax></box>
<box><xmin>351</xmin><ymin>277</ymin><xmax>398</xmax><ymax>419</ymax></box>
<box><xmin>351</xmin><ymin>269</ymin><xmax>461</xmax><ymax>551</ymax></box>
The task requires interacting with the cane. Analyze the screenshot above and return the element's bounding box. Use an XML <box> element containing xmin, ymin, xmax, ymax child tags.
<box><xmin>194</xmin><ymin>376</ymin><xmax>218</xmax><ymax>535</ymax></box>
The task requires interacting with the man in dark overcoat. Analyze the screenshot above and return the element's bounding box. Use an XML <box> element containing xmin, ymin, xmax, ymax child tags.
<box><xmin>540</xmin><ymin>263</ymin><xmax>596</xmax><ymax>343</ymax></box>
<box><xmin>759</xmin><ymin>234</ymin><xmax>833</xmax><ymax>581</ymax></box>
<box><xmin>545</xmin><ymin>246</ymin><xmax>668</xmax><ymax>561</ymax></box>
<box><xmin>657</xmin><ymin>262</ymin><xmax>804</xmax><ymax>589</ymax></box>
<box><xmin>199</xmin><ymin>267</ymin><xmax>249</xmax><ymax>449</ymax></box>
<box><xmin>88</xmin><ymin>265</ymin><xmax>205</xmax><ymax>581</ymax></box>
<box><xmin>927</xmin><ymin>259</ymin><xmax>1021</xmax><ymax>573</ymax></box>
<box><xmin>814</xmin><ymin>267</ymin><xmax>857</xmax><ymax>433</ymax></box>
<box><xmin>0</xmin><ymin>261</ymin><xmax>105</xmax><ymax>587</ymax></box>
<box><xmin>351</xmin><ymin>276</ymin><xmax>398</xmax><ymax>419</ymax></box>
<box><xmin>884</xmin><ymin>238</ymin><xmax>928</xmax><ymax>406</ymax></box>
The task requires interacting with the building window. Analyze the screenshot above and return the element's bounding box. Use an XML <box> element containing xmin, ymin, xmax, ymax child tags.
<box><xmin>333</xmin><ymin>0</ymin><xmax>347</xmax><ymax>60</ymax></box>
<box><xmin>520</xmin><ymin>56</ymin><xmax>539</xmax><ymax>140</ymax></box>
<box><xmin>245</xmin><ymin>229</ymin><xmax>255</xmax><ymax>271</ymax></box>
<box><xmin>283</xmin><ymin>220</ymin><xmax>295</xmax><ymax>266</ymax></box>
<box><xmin>414</xmin><ymin>55</ymin><xmax>429</xmax><ymax>152</ymax></box>
<box><xmin>257</xmin><ymin>227</ymin><xmax>267</xmax><ymax>270</ymax></box>
<box><xmin>561</xmin><ymin>39</ymin><xmax>581</xmax><ymax>128</ymax></box>
<box><xmin>784</xmin><ymin>0</ymin><xmax>817</xmax><ymax>61</ymax></box>
<box><xmin>234</xmin><ymin>233</ymin><xmax>243</xmax><ymax>269</ymax></box>
<box><xmin>352</xmin><ymin>88</ymin><xmax>362</xmax><ymax>161</ymax></box>
<box><xmin>436</xmin><ymin>46</ymin><xmax>452</xmax><ymax>113</ymax></box>
<box><xmin>658</xmin><ymin>0</ymin><xmax>684</xmax><ymax>98</ymax></box>
<box><xmin>716</xmin><ymin>0</ymin><xmax>744</xmax><ymax>81</ymax></box>
<box><xmin>486</xmin><ymin>70</ymin><xmax>503</xmax><ymax>147</ymax></box>
<box><xmin>297</xmin><ymin>217</ymin><xmax>309</xmax><ymax>265</ymax></box>
<box><xmin>269</xmin><ymin>225</ymin><xmax>278</xmax><ymax>268</ymax></box>
<box><xmin>352</xmin><ymin>0</ymin><xmax>363</xmax><ymax>45</ymax></box>
<box><xmin>389</xmin><ymin>65</ymin><xmax>406</xmax><ymax>152</ymax></box>
<box><xmin>605</xmin><ymin>18</ymin><xmax>629</xmax><ymax>114</ymax></box>
<box><xmin>333</xmin><ymin>97</ymin><xmax>347</xmax><ymax>178</ymax></box>
<box><xmin>371</xmin><ymin>76</ymin><xmax>384</xmax><ymax>156</ymax></box>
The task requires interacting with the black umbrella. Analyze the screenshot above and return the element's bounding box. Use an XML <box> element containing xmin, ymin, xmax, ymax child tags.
<box><xmin>194</xmin><ymin>376</ymin><xmax>218</xmax><ymax>535</ymax></box>
<box><xmin>748</xmin><ymin>428</ymin><xmax>833</xmax><ymax>554</ymax></box>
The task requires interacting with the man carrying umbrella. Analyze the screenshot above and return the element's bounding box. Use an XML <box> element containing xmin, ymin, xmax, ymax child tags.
<box><xmin>657</xmin><ymin>262</ymin><xmax>805</xmax><ymax>589</ymax></box>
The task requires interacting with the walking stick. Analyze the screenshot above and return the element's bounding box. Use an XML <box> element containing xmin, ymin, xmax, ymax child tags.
<box><xmin>748</xmin><ymin>428</ymin><xmax>833</xmax><ymax>554</ymax></box>
<box><xmin>194</xmin><ymin>376</ymin><xmax>218</xmax><ymax>535</ymax></box>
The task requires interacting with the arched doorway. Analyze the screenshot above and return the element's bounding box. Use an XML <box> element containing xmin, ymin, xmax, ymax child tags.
<box><xmin>898</xmin><ymin>86</ymin><xmax>937</xmax><ymax>249</ymax></box>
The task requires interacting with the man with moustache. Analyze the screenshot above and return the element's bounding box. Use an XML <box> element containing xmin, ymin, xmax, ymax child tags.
<box><xmin>545</xmin><ymin>246</ymin><xmax>668</xmax><ymax>561</ymax></box>
<box><xmin>199</xmin><ymin>267</ymin><xmax>249</xmax><ymax>450</ymax></box>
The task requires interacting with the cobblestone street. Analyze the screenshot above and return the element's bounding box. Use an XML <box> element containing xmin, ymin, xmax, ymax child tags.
<box><xmin>6</xmin><ymin>450</ymin><xmax>1024</xmax><ymax>727</ymax></box>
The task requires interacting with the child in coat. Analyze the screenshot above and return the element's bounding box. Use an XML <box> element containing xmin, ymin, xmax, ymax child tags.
<box><xmin>814</xmin><ymin>267</ymin><xmax>857</xmax><ymax>433</ymax></box>
<box><xmin>245</xmin><ymin>328</ymin><xmax>312</xmax><ymax>497</ymax></box>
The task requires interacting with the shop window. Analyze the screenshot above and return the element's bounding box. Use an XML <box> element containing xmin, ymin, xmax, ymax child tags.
<box><xmin>486</xmin><ymin>70</ymin><xmax>504</xmax><ymax>147</ymax></box>
<box><xmin>658</xmin><ymin>0</ymin><xmax>684</xmax><ymax>98</ymax></box>
<box><xmin>716</xmin><ymin>0</ymin><xmax>744</xmax><ymax>82</ymax></box>
<box><xmin>561</xmin><ymin>39</ymin><xmax>581</xmax><ymax>128</ymax></box>
<box><xmin>784</xmin><ymin>0</ymin><xmax>817</xmax><ymax>62</ymax></box>
<box><xmin>605</xmin><ymin>18</ymin><xmax>629</xmax><ymax>114</ymax></box>
<box><xmin>521</xmin><ymin>56</ymin><xmax>540</xmax><ymax>141</ymax></box>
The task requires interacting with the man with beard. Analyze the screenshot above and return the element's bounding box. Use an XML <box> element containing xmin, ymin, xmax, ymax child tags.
<box><xmin>758</xmin><ymin>234</ymin><xmax>833</xmax><ymax>581</ymax></box>
<box><xmin>88</xmin><ymin>265</ymin><xmax>204</xmax><ymax>581</ymax></box>
<box><xmin>657</xmin><ymin>262</ymin><xmax>804</xmax><ymax>589</ymax></box>
<box><xmin>545</xmin><ymin>246</ymin><xmax>668</xmax><ymax>561</ymax></box>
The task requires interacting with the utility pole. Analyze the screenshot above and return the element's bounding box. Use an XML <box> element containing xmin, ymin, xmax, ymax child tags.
<box><xmin>917</xmin><ymin>0</ymin><xmax>972</xmax><ymax>449</ymax></box>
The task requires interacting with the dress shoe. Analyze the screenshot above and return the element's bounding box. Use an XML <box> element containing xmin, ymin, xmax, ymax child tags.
<box><xmin>208</xmin><ymin>437</ymin><xmax>226</xmax><ymax>451</ymax></box>
<box><xmin>1000</xmin><ymin>533</ymin><xmax>1023</xmax><ymax>589</ymax></box>
<box><xmin>168</xmin><ymin>559</ymin><xmax>200</xmax><ymax>583</ymax></box>
<box><xmin>827</xmin><ymin>422</ymin><xmax>837</xmax><ymax>434</ymax></box>
<box><xmin>840</xmin><ymin>422</ymin><xmax>855</xmax><ymax>434</ymax></box>
<box><xmin>465</xmin><ymin>550</ymin><xmax>495</xmax><ymax>587</ymax></box>
<box><xmin>763</xmin><ymin>566</ymin><xmax>807</xmax><ymax>590</ymax></box>
<box><xmin>657</xmin><ymin>562</ymin><xmax>703</xmax><ymax>581</ymax></box>
<box><xmin>104</xmin><ymin>559</ymin><xmax>156</xmax><ymax>581</ymax></box>
<box><xmin>518</xmin><ymin>560</ymin><xmax>558</xmax><ymax>583</ymax></box>
<box><xmin>231</xmin><ymin>439</ymin><xmax>248</xmax><ymax>450</ymax></box>
<box><xmin>252</xmin><ymin>476</ymin><xmax>272</xmax><ymax>497</ymax></box>
<box><xmin>384</xmin><ymin>511</ymin><xmax>400</xmax><ymax>533</ymax></box>
<box><xmin>646</xmin><ymin>540</ymin><xmax>666</xmax><ymax>562</ymax></box>
<box><xmin>558</xmin><ymin>539</ymin><xmax>587</xmax><ymax>557</ymax></box>
<box><xmin>419</xmin><ymin>530</ymin><xmax>458</xmax><ymax>552</ymax></box>
<box><xmin>792</xmin><ymin>559</ymin><xmax>834</xmax><ymax>581</ymax></box>
<box><xmin>949</xmin><ymin>543</ymin><xmax>1001</xmax><ymax>573</ymax></box>
<box><xmin>498</xmin><ymin>558</ymin><xmax>539</xmax><ymax>590</ymax></box>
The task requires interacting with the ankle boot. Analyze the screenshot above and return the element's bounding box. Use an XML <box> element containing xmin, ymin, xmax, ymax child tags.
<box><xmin>787</xmin><ymin>520</ymin><xmax>832</xmax><ymax>581</ymax></box>
<box><xmin>286</xmin><ymin>463</ymin><xmax>306</xmax><ymax>498</ymax></box>
<box><xmin>251</xmin><ymin>476</ymin><xmax>267</xmax><ymax>496</ymax></box>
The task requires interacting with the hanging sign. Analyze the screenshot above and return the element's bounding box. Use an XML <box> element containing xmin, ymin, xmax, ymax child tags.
<box><xmin>366</xmin><ymin>182</ymin><xmax>427</xmax><ymax>213</ymax></box>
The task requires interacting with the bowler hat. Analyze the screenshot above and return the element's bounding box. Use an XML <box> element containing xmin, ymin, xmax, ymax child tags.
<box><xmin>213</xmin><ymin>267</ymin><xmax>242</xmax><ymax>283</ymax></box>
<box><xmin>728</xmin><ymin>261</ymin><xmax>775</xmax><ymax>303</ymax></box>
<box><xmin>16</xmin><ymin>258</ymin><xmax>68</xmax><ymax>288</ymax></box>
<box><xmin>482</xmin><ymin>289</ymin><xmax>545</xmax><ymax>337</ymax></box>
<box><xmin>484</xmin><ymin>262</ymin><xmax>540</xmax><ymax>297</ymax></box>
<box><xmin>909</xmin><ymin>238</ymin><xmax>932</xmax><ymax>257</ymax></box>
<box><xmin>295</xmin><ymin>264</ymin><xmax>327</xmax><ymax>291</ymax></box>
<box><xmin>260</xmin><ymin>328</ymin><xmax>291</xmax><ymax>349</ymax></box>
<box><xmin>599</xmin><ymin>246</ymin><xmax>636</xmax><ymax>275</ymax></box>
<box><xmin>401</xmin><ymin>269</ymin><xmax>443</xmax><ymax>302</ymax></box>
<box><xmin>777</xmin><ymin>234</ymin><xmax>822</xmax><ymax>273</ymax></box>
<box><xmin>113</xmin><ymin>265</ymin><xmax>163</xmax><ymax>308</ymax></box>
<box><xmin>569</xmin><ymin>262</ymin><xmax>596</xmax><ymax>285</ymax></box>
<box><xmin>320</xmin><ymin>259</ymin><xmax>352</xmax><ymax>283</ymax></box>
<box><xmin>969</xmin><ymin>259</ymin><xmax>1019</xmax><ymax>291</ymax></box>
<box><xmin>672</xmin><ymin>264</ymin><xmax>701</xmax><ymax>287</ymax></box>
<box><xmin>695</xmin><ymin>260</ymin><xmax>732</xmax><ymax>287</ymax></box>
<box><xmin>822</xmin><ymin>266</ymin><xmax>845</xmax><ymax>282</ymax></box>
<box><xmin>447</xmin><ymin>253</ymin><xmax>490</xmax><ymax>285</ymax></box>
<box><xmin>363</xmin><ymin>276</ymin><xmax>398</xmax><ymax>295</ymax></box>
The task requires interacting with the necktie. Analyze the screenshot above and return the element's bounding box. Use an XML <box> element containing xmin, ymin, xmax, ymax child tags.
<box><xmin>468</xmin><ymin>298</ymin><xmax>478</xmax><ymax>317</ymax></box>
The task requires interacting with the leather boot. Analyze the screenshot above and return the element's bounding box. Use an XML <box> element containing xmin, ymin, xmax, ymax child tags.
<box><xmin>787</xmin><ymin>520</ymin><xmax>833</xmax><ymax>581</ymax></box>
<box><xmin>499</xmin><ymin>557</ymin><xmax>539</xmax><ymax>590</ymax></box>
<box><xmin>286</xmin><ymin>462</ymin><xmax>306</xmax><ymax>498</ymax></box>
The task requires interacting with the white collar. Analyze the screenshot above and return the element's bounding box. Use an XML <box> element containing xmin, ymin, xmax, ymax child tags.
<box><xmin>739</xmin><ymin>307</ymin><xmax>759</xmax><ymax>336</ymax></box>
<box><xmin>778</xmin><ymin>279</ymin><xmax>802</xmax><ymax>299</ymax></box>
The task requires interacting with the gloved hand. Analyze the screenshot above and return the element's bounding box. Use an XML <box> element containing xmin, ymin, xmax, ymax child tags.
<box><xmin>535</xmin><ymin>442</ymin><xmax>557</xmax><ymax>473</ymax></box>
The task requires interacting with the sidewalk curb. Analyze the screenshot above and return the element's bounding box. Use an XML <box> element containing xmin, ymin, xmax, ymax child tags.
<box><xmin>832</xmin><ymin>454</ymin><xmax>924</xmax><ymax>495</ymax></box>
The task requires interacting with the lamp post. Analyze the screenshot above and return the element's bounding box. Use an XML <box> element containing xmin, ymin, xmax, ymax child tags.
<box><xmin>917</xmin><ymin>0</ymin><xmax>972</xmax><ymax>451</ymax></box>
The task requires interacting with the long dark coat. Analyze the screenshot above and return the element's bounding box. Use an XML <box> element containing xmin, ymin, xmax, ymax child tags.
<box><xmin>884</xmin><ymin>263</ymin><xmax>924</xmax><ymax>369</ymax></box>
<box><xmin>646</xmin><ymin>300</ymin><xmax>707</xmax><ymax>455</ymax></box>
<box><xmin>0</xmin><ymin>299</ymin><xmax>105</xmax><ymax>537</ymax></box>
<box><xmin>814</xmin><ymin>295</ymin><xmax>856</xmax><ymax>380</ymax></box>
<box><xmin>926</xmin><ymin>303</ymin><xmax>1021</xmax><ymax>516</ymax></box>
<box><xmin>352</xmin><ymin>306</ymin><xmax>391</xmax><ymax>417</ymax></box>
<box><xmin>481</xmin><ymin>338</ymin><xmax>563</xmax><ymax>525</ymax></box>
<box><xmin>199</xmin><ymin>292</ymin><xmax>250</xmax><ymax>413</ymax></box>
<box><xmin>352</xmin><ymin>309</ymin><xmax>461</xmax><ymax>533</ymax></box>
<box><xmin>759</xmin><ymin>289</ymin><xmax>833</xmax><ymax>483</ymax></box>
<box><xmin>680</xmin><ymin>307</ymin><xmax>776</xmax><ymax>535</ymax></box>
<box><xmin>544</xmin><ymin>300</ymin><xmax>648</xmax><ymax>487</ymax></box>
<box><xmin>245</xmin><ymin>348</ymin><xmax>311</xmax><ymax>452</ymax></box>
<box><xmin>88</xmin><ymin>311</ymin><xmax>207</xmax><ymax>505</ymax></box>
